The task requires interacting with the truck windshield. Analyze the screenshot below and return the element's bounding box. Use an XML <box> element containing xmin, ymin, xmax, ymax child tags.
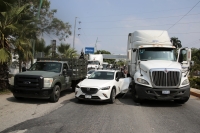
<box><xmin>29</xmin><ymin>62</ymin><xmax>62</xmax><ymax>73</ymax></box>
<box><xmin>88</xmin><ymin>61</ymin><xmax>100</xmax><ymax>65</ymax></box>
<box><xmin>139</xmin><ymin>48</ymin><xmax>176</xmax><ymax>61</ymax></box>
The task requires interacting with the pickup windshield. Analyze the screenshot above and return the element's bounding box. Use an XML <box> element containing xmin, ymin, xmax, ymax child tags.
<box><xmin>88</xmin><ymin>61</ymin><xmax>100</xmax><ymax>65</ymax></box>
<box><xmin>139</xmin><ymin>48</ymin><xmax>176</xmax><ymax>61</ymax></box>
<box><xmin>29</xmin><ymin>62</ymin><xmax>62</xmax><ymax>73</ymax></box>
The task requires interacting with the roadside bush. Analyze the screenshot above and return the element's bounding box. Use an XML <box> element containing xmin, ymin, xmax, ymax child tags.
<box><xmin>189</xmin><ymin>77</ymin><xmax>200</xmax><ymax>89</ymax></box>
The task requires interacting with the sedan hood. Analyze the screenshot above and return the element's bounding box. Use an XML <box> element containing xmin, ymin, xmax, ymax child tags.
<box><xmin>140</xmin><ymin>60</ymin><xmax>181</xmax><ymax>71</ymax></box>
<box><xmin>79</xmin><ymin>79</ymin><xmax>112</xmax><ymax>88</ymax></box>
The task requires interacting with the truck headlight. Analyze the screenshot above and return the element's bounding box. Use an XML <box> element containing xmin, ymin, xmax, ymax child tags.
<box><xmin>137</xmin><ymin>78</ymin><xmax>149</xmax><ymax>85</ymax></box>
<box><xmin>182</xmin><ymin>79</ymin><xmax>189</xmax><ymax>85</ymax></box>
<box><xmin>100</xmin><ymin>86</ymin><xmax>110</xmax><ymax>90</ymax></box>
<box><xmin>44</xmin><ymin>78</ymin><xmax>53</xmax><ymax>87</ymax></box>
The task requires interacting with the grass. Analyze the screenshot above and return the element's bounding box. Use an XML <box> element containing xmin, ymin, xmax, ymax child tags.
<box><xmin>0</xmin><ymin>89</ymin><xmax>11</xmax><ymax>95</ymax></box>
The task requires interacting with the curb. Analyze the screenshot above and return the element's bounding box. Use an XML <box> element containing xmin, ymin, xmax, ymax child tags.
<box><xmin>190</xmin><ymin>88</ymin><xmax>200</xmax><ymax>98</ymax></box>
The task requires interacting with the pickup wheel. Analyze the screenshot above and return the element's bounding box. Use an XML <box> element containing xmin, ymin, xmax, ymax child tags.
<box><xmin>14</xmin><ymin>95</ymin><xmax>23</xmax><ymax>100</ymax></box>
<box><xmin>50</xmin><ymin>85</ymin><xmax>60</xmax><ymax>103</ymax></box>
<box><xmin>131</xmin><ymin>87</ymin><xmax>142</xmax><ymax>103</ymax></box>
<box><xmin>109</xmin><ymin>88</ymin><xmax>116</xmax><ymax>104</ymax></box>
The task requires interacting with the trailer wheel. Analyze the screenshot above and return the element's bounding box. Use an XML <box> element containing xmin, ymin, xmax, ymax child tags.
<box><xmin>50</xmin><ymin>85</ymin><xmax>60</xmax><ymax>102</ymax></box>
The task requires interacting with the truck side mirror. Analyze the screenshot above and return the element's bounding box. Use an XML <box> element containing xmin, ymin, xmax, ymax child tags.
<box><xmin>190</xmin><ymin>61</ymin><xmax>194</xmax><ymax>66</ymax></box>
<box><xmin>63</xmin><ymin>69</ymin><xmax>67</xmax><ymax>75</ymax></box>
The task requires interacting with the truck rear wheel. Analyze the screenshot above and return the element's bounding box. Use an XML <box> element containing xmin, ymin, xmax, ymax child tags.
<box><xmin>50</xmin><ymin>85</ymin><xmax>60</xmax><ymax>102</ymax></box>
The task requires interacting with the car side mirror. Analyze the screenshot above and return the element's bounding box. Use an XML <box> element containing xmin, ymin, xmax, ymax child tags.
<box><xmin>116</xmin><ymin>77</ymin><xmax>119</xmax><ymax>81</ymax></box>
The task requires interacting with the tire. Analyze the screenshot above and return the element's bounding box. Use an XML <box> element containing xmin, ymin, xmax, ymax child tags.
<box><xmin>174</xmin><ymin>97</ymin><xmax>189</xmax><ymax>104</ymax></box>
<box><xmin>131</xmin><ymin>86</ymin><xmax>142</xmax><ymax>103</ymax></box>
<box><xmin>14</xmin><ymin>95</ymin><xmax>23</xmax><ymax>100</ymax></box>
<box><xmin>50</xmin><ymin>85</ymin><xmax>60</xmax><ymax>103</ymax></box>
<box><xmin>109</xmin><ymin>88</ymin><xmax>116</xmax><ymax>104</ymax></box>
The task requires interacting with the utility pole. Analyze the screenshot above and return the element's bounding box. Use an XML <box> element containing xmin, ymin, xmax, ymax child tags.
<box><xmin>73</xmin><ymin>17</ymin><xmax>78</xmax><ymax>49</ymax></box>
<box><xmin>31</xmin><ymin>0</ymin><xmax>43</xmax><ymax>65</ymax></box>
<box><xmin>95</xmin><ymin>37</ymin><xmax>100</xmax><ymax>53</ymax></box>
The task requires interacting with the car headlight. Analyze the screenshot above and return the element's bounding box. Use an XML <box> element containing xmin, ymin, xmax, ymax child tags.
<box><xmin>182</xmin><ymin>79</ymin><xmax>189</xmax><ymax>85</ymax></box>
<box><xmin>100</xmin><ymin>86</ymin><xmax>110</xmax><ymax>90</ymax></box>
<box><xmin>76</xmin><ymin>84</ymin><xmax>80</xmax><ymax>88</ymax></box>
<box><xmin>137</xmin><ymin>78</ymin><xmax>149</xmax><ymax>85</ymax></box>
<box><xmin>44</xmin><ymin>78</ymin><xmax>53</xmax><ymax>87</ymax></box>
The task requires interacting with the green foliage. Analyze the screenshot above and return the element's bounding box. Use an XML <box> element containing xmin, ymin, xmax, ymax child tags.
<box><xmin>189</xmin><ymin>77</ymin><xmax>200</xmax><ymax>89</ymax></box>
<box><xmin>170</xmin><ymin>37</ymin><xmax>182</xmax><ymax>49</ymax></box>
<box><xmin>57</xmin><ymin>43</ymin><xmax>78</xmax><ymax>58</ymax></box>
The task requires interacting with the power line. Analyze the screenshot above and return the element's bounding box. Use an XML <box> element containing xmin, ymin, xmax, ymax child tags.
<box><xmin>81</xmin><ymin>21</ymin><xmax>200</xmax><ymax>29</ymax></box>
<box><xmin>80</xmin><ymin>5</ymin><xmax>200</xmax><ymax>18</ymax></box>
<box><xmin>44</xmin><ymin>32</ymin><xmax>54</xmax><ymax>39</ymax></box>
<box><xmin>82</xmin><ymin>13</ymin><xmax>200</xmax><ymax>23</ymax></box>
<box><xmin>167</xmin><ymin>1</ymin><xmax>200</xmax><ymax>30</ymax></box>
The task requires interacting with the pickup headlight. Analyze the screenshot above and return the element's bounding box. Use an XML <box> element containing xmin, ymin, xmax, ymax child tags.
<box><xmin>182</xmin><ymin>79</ymin><xmax>189</xmax><ymax>85</ymax></box>
<box><xmin>44</xmin><ymin>78</ymin><xmax>53</xmax><ymax>87</ymax></box>
<box><xmin>137</xmin><ymin>78</ymin><xmax>149</xmax><ymax>85</ymax></box>
<box><xmin>100</xmin><ymin>86</ymin><xmax>110</xmax><ymax>90</ymax></box>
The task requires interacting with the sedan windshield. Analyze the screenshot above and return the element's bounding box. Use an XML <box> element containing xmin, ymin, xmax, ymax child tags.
<box><xmin>29</xmin><ymin>62</ymin><xmax>62</xmax><ymax>73</ymax></box>
<box><xmin>139</xmin><ymin>48</ymin><xmax>176</xmax><ymax>61</ymax></box>
<box><xmin>88</xmin><ymin>71</ymin><xmax>114</xmax><ymax>80</ymax></box>
<box><xmin>87</xmin><ymin>69</ymin><xmax>95</xmax><ymax>74</ymax></box>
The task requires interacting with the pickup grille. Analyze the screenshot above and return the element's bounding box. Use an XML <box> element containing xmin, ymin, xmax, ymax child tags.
<box><xmin>150</xmin><ymin>69</ymin><xmax>181</xmax><ymax>88</ymax></box>
<box><xmin>81</xmin><ymin>87</ymin><xmax>98</xmax><ymax>94</ymax></box>
<box><xmin>14</xmin><ymin>75</ymin><xmax>44</xmax><ymax>89</ymax></box>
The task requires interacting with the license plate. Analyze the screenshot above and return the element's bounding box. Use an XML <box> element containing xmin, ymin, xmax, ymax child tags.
<box><xmin>85</xmin><ymin>95</ymin><xmax>91</xmax><ymax>99</ymax></box>
<box><xmin>162</xmin><ymin>90</ymin><xmax>170</xmax><ymax>94</ymax></box>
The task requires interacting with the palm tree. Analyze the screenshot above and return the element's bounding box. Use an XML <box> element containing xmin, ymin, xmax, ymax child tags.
<box><xmin>57</xmin><ymin>43</ymin><xmax>78</xmax><ymax>58</ymax></box>
<box><xmin>0</xmin><ymin>3</ymin><xmax>30</xmax><ymax>90</ymax></box>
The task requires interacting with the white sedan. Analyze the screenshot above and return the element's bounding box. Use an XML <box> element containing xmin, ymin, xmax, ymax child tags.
<box><xmin>75</xmin><ymin>70</ymin><xmax>131</xmax><ymax>103</ymax></box>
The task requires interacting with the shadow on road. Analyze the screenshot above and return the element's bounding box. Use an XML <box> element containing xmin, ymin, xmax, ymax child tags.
<box><xmin>117</xmin><ymin>92</ymin><xmax>182</xmax><ymax>107</ymax></box>
<box><xmin>6</xmin><ymin>89</ymin><xmax>73</xmax><ymax>104</ymax></box>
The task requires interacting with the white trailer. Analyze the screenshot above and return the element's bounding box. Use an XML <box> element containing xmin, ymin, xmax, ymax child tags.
<box><xmin>87</xmin><ymin>54</ymin><xmax>103</xmax><ymax>70</ymax></box>
<box><xmin>127</xmin><ymin>30</ymin><xmax>192</xmax><ymax>104</ymax></box>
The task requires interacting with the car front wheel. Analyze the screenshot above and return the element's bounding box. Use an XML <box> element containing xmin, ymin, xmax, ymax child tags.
<box><xmin>110</xmin><ymin>88</ymin><xmax>116</xmax><ymax>104</ymax></box>
<box><xmin>50</xmin><ymin>85</ymin><xmax>60</xmax><ymax>103</ymax></box>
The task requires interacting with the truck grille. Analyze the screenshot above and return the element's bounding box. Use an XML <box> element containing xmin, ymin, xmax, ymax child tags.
<box><xmin>14</xmin><ymin>75</ymin><xmax>44</xmax><ymax>89</ymax></box>
<box><xmin>81</xmin><ymin>87</ymin><xmax>98</xmax><ymax>94</ymax></box>
<box><xmin>150</xmin><ymin>69</ymin><xmax>181</xmax><ymax>88</ymax></box>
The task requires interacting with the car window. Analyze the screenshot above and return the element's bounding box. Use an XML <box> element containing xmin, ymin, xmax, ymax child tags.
<box><xmin>88</xmin><ymin>71</ymin><xmax>114</xmax><ymax>80</ymax></box>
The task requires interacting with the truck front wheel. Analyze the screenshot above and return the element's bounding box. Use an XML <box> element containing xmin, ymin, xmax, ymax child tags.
<box><xmin>50</xmin><ymin>85</ymin><xmax>60</xmax><ymax>102</ymax></box>
<box><xmin>131</xmin><ymin>86</ymin><xmax>142</xmax><ymax>103</ymax></box>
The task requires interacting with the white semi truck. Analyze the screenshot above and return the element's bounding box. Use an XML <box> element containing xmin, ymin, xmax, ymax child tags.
<box><xmin>127</xmin><ymin>30</ymin><xmax>192</xmax><ymax>104</ymax></box>
<box><xmin>87</xmin><ymin>54</ymin><xmax>103</xmax><ymax>70</ymax></box>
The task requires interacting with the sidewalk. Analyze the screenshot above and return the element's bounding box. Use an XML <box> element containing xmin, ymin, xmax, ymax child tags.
<box><xmin>191</xmin><ymin>88</ymin><xmax>200</xmax><ymax>98</ymax></box>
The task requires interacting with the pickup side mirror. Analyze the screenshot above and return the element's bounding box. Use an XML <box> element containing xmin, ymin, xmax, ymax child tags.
<box><xmin>63</xmin><ymin>69</ymin><xmax>67</xmax><ymax>75</ymax></box>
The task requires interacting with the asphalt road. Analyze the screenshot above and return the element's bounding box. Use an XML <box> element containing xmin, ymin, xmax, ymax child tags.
<box><xmin>1</xmin><ymin>92</ymin><xmax>200</xmax><ymax>133</ymax></box>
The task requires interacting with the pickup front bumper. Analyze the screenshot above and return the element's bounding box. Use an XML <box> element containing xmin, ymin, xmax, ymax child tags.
<box><xmin>135</xmin><ymin>84</ymin><xmax>190</xmax><ymax>100</ymax></box>
<box><xmin>10</xmin><ymin>86</ymin><xmax>53</xmax><ymax>99</ymax></box>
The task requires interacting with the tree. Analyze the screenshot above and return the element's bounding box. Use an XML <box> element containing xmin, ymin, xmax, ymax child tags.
<box><xmin>57</xmin><ymin>43</ymin><xmax>78</xmax><ymax>58</ymax></box>
<box><xmin>0</xmin><ymin>2</ymin><xmax>30</xmax><ymax>90</ymax></box>
<box><xmin>170</xmin><ymin>37</ymin><xmax>182</xmax><ymax>49</ymax></box>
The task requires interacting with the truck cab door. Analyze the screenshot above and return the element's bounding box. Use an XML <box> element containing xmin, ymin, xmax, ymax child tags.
<box><xmin>177</xmin><ymin>48</ymin><xmax>191</xmax><ymax>70</ymax></box>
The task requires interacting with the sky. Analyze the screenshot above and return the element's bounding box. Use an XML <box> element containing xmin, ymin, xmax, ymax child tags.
<box><xmin>43</xmin><ymin>0</ymin><xmax>200</xmax><ymax>54</ymax></box>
